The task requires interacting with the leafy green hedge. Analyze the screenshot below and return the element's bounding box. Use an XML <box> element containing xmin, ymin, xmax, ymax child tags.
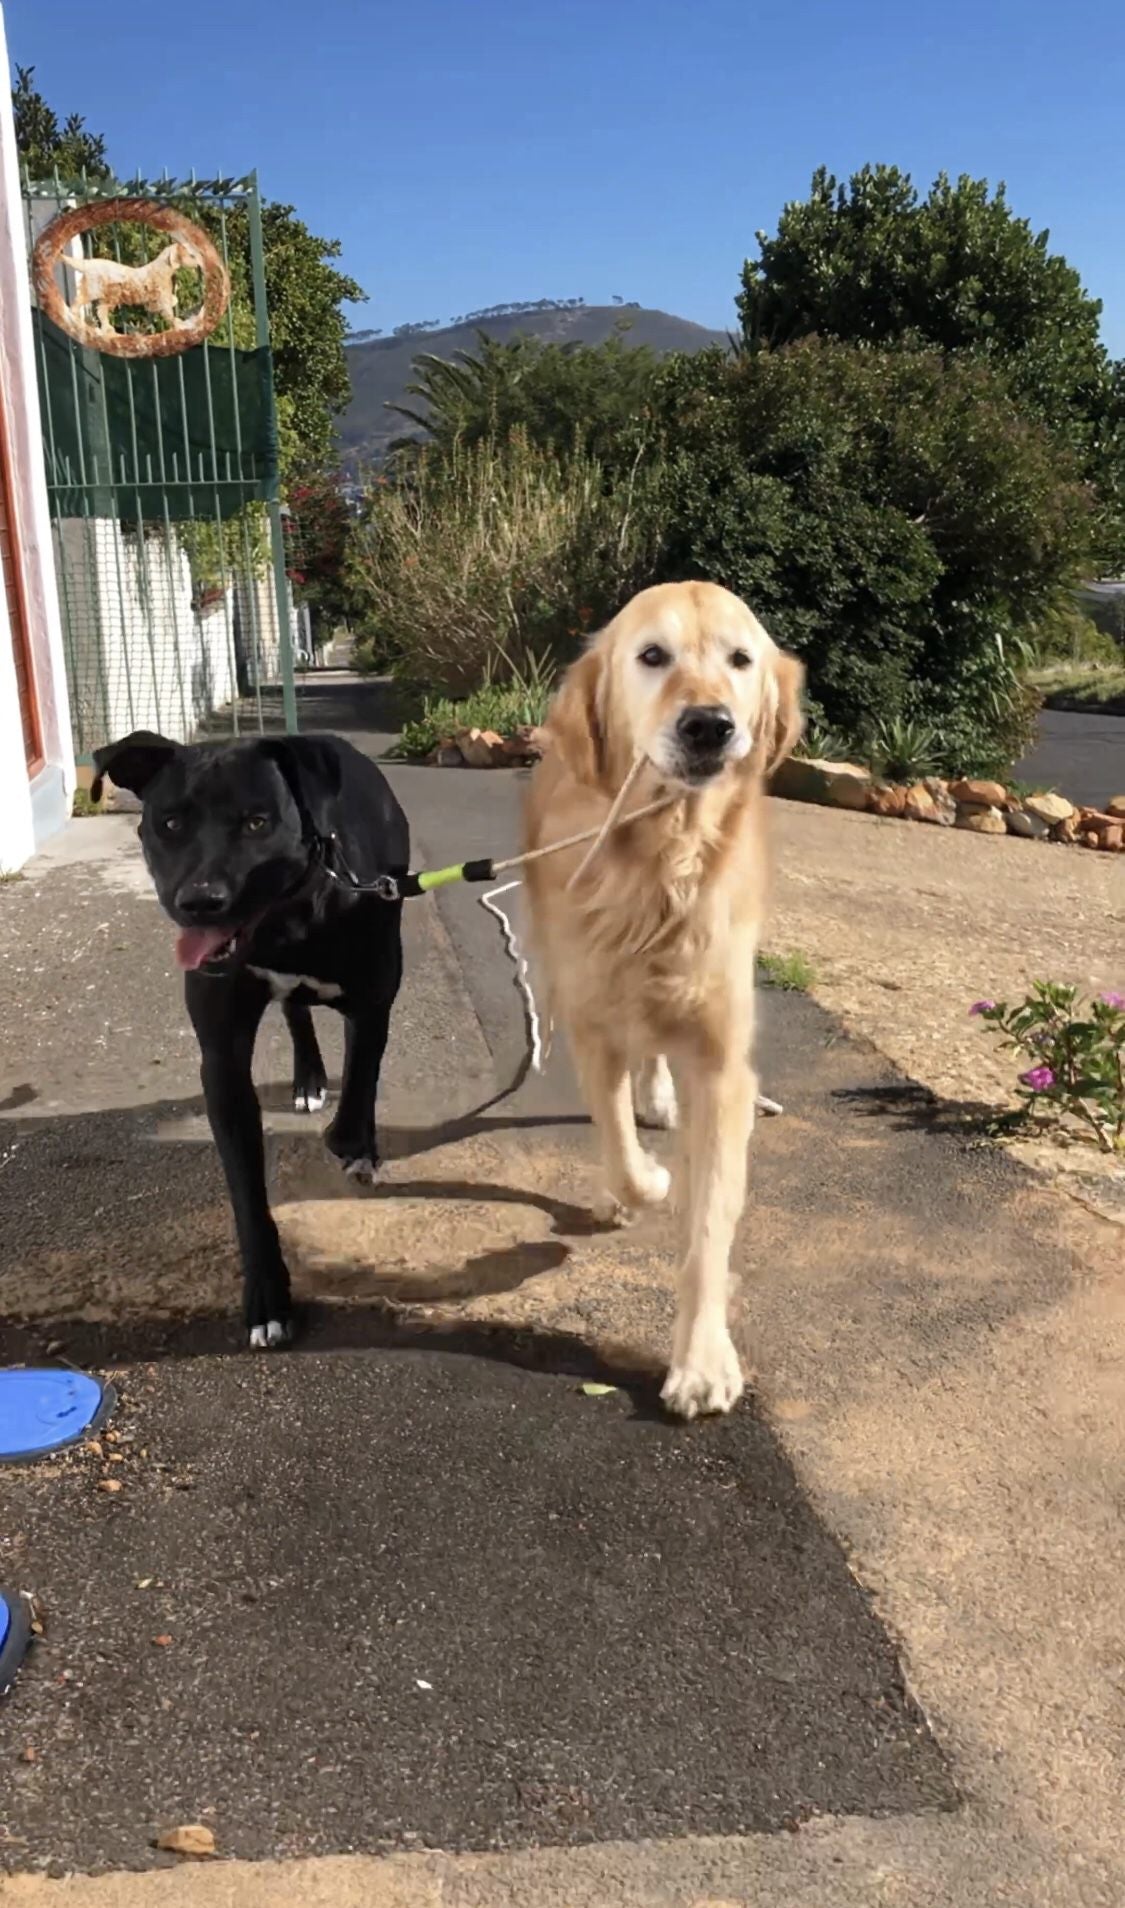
<box><xmin>644</xmin><ymin>340</ymin><xmax>1091</xmax><ymax>775</ymax></box>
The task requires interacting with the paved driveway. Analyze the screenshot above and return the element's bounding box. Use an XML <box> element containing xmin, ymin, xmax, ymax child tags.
<box><xmin>1015</xmin><ymin>707</ymin><xmax>1125</xmax><ymax>809</ymax></box>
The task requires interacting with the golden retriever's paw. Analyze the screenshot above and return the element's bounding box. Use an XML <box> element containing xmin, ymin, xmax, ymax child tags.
<box><xmin>620</xmin><ymin>1156</ymin><xmax>672</xmax><ymax>1208</ymax></box>
<box><xmin>662</xmin><ymin>1323</ymin><xmax>744</xmax><ymax>1420</ymax></box>
<box><xmin>593</xmin><ymin>1157</ymin><xmax>671</xmax><ymax>1226</ymax></box>
<box><xmin>634</xmin><ymin>1061</ymin><xmax>679</xmax><ymax>1131</ymax></box>
<box><xmin>592</xmin><ymin>1190</ymin><xmax>636</xmax><ymax>1227</ymax></box>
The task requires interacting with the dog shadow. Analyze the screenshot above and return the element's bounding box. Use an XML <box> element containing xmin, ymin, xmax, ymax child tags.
<box><xmin>1</xmin><ymin>1082</ymin><xmax>679</xmax><ymax>1417</ymax></box>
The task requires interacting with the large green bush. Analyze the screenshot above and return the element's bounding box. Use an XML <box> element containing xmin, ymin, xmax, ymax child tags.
<box><xmin>348</xmin><ymin>432</ymin><xmax>657</xmax><ymax>693</ymax></box>
<box><xmin>644</xmin><ymin>340</ymin><xmax>1092</xmax><ymax>774</ymax></box>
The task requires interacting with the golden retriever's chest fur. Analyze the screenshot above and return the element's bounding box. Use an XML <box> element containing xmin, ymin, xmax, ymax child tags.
<box><xmin>525</xmin><ymin>781</ymin><xmax>766</xmax><ymax>1062</ymax></box>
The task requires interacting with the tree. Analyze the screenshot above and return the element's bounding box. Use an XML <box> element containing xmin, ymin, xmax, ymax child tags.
<box><xmin>390</xmin><ymin>329</ymin><xmax>658</xmax><ymax>470</ymax></box>
<box><xmin>13</xmin><ymin>69</ymin><xmax>362</xmax><ymax>477</ymax></box>
<box><xmin>285</xmin><ymin>467</ymin><xmax>361</xmax><ymax>637</ymax></box>
<box><xmin>646</xmin><ymin>339</ymin><xmax>1092</xmax><ymax>773</ymax></box>
<box><xmin>219</xmin><ymin>198</ymin><xmax>363</xmax><ymax>473</ymax></box>
<box><xmin>738</xmin><ymin>166</ymin><xmax>1112</xmax><ymax>453</ymax></box>
<box><xmin>12</xmin><ymin>66</ymin><xmax>107</xmax><ymax>178</ymax></box>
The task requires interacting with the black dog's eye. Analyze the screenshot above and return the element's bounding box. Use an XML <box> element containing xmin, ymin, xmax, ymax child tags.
<box><xmin>638</xmin><ymin>644</ymin><xmax>670</xmax><ymax>669</ymax></box>
<box><xmin>730</xmin><ymin>649</ymin><xmax>753</xmax><ymax>670</ymax></box>
<box><xmin>159</xmin><ymin>814</ymin><xmax>183</xmax><ymax>836</ymax></box>
<box><xmin>244</xmin><ymin>814</ymin><xmax>270</xmax><ymax>835</ymax></box>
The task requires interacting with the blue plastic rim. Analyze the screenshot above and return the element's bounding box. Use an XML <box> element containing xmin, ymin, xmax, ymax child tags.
<box><xmin>0</xmin><ymin>1588</ymin><xmax>30</xmax><ymax>1694</ymax></box>
<box><xmin>0</xmin><ymin>1368</ymin><xmax>115</xmax><ymax>1463</ymax></box>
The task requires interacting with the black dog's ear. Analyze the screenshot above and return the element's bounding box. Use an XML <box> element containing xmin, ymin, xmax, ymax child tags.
<box><xmin>259</xmin><ymin>736</ymin><xmax>343</xmax><ymax>840</ymax></box>
<box><xmin>90</xmin><ymin>731</ymin><xmax>179</xmax><ymax>805</ymax></box>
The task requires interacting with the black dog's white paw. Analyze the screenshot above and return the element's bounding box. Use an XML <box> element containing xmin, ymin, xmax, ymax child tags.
<box><xmin>293</xmin><ymin>1086</ymin><xmax>328</xmax><ymax>1114</ymax></box>
<box><xmin>249</xmin><ymin>1318</ymin><xmax>292</xmax><ymax>1351</ymax></box>
<box><xmin>341</xmin><ymin>1154</ymin><xmax>379</xmax><ymax>1186</ymax></box>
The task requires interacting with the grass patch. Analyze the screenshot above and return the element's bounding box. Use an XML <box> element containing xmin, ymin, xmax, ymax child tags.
<box><xmin>397</xmin><ymin>681</ymin><xmax>551</xmax><ymax>760</ymax></box>
<box><xmin>1028</xmin><ymin>661</ymin><xmax>1125</xmax><ymax>712</ymax></box>
<box><xmin>395</xmin><ymin>655</ymin><xmax>555</xmax><ymax>760</ymax></box>
<box><xmin>757</xmin><ymin>949</ymin><xmax>816</xmax><ymax>992</ymax></box>
<box><xmin>1005</xmin><ymin>777</ymin><xmax>1056</xmax><ymax>800</ymax></box>
<box><xmin>71</xmin><ymin>788</ymin><xmax>103</xmax><ymax>818</ymax></box>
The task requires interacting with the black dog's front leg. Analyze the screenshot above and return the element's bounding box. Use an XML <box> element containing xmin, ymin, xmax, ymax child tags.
<box><xmin>285</xmin><ymin>1000</ymin><xmax>328</xmax><ymax>1113</ymax></box>
<box><xmin>325</xmin><ymin>1001</ymin><xmax>393</xmax><ymax>1183</ymax></box>
<box><xmin>186</xmin><ymin>973</ymin><xmax>292</xmax><ymax>1348</ymax></box>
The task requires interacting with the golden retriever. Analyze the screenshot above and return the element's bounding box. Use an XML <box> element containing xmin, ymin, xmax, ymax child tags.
<box><xmin>522</xmin><ymin>581</ymin><xmax>804</xmax><ymax>1417</ymax></box>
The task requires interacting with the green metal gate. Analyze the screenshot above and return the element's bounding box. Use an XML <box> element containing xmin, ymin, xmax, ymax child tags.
<box><xmin>23</xmin><ymin>169</ymin><xmax>299</xmax><ymax>760</ymax></box>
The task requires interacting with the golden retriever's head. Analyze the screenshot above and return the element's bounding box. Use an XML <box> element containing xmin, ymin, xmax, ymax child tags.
<box><xmin>548</xmin><ymin>581</ymin><xmax>804</xmax><ymax>792</ymax></box>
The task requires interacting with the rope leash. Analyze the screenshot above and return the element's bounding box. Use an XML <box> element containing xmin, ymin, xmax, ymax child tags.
<box><xmin>478</xmin><ymin>880</ymin><xmax>551</xmax><ymax>1073</ymax></box>
<box><xmin>317</xmin><ymin>789</ymin><xmax>682</xmax><ymax>904</ymax></box>
<box><xmin>318</xmin><ymin>782</ymin><xmax>782</xmax><ymax>1114</ymax></box>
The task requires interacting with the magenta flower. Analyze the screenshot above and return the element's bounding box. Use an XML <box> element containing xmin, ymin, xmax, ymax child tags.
<box><xmin>1099</xmin><ymin>991</ymin><xmax>1125</xmax><ymax>1010</ymax></box>
<box><xmin>1019</xmin><ymin>1066</ymin><xmax>1056</xmax><ymax>1092</ymax></box>
<box><xmin>969</xmin><ymin>1000</ymin><xmax>996</xmax><ymax>1016</ymax></box>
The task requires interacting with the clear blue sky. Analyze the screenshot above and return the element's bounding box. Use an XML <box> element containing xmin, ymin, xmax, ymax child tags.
<box><xmin>6</xmin><ymin>0</ymin><xmax>1124</xmax><ymax>352</ymax></box>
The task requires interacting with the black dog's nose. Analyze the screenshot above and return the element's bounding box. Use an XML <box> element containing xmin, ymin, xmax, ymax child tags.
<box><xmin>177</xmin><ymin>882</ymin><xmax>232</xmax><ymax>921</ymax></box>
<box><xmin>677</xmin><ymin>705</ymin><xmax>736</xmax><ymax>753</ymax></box>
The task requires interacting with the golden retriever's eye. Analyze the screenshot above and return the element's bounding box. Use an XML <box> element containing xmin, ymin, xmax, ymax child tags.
<box><xmin>244</xmin><ymin>814</ymin><xmax>270</xmax><ymax>835</ymax></box>
<box><xmin>638</xmin><ymin>644</ymin><xmax>670</xmax><ymax>669</ymax></box>
<box><xmin>730</xmin><ymin>649</ymin><xmax>753</xmax><ymax>670</ymax></box>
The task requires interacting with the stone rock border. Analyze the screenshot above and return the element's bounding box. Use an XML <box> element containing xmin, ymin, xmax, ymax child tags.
<box><xmin>426</xmin><ymin>729</ymin><xmax>1125</xmax><ymax>852</ymax></box>
<box><xmin>426</xmin><ymin>724</ymin><xmax>548</xmax><ymax>769</ymax></box>
<box><xmin>770</xmin><ymin>759</ymin><xmax>1125</xmax><ymax>851</ymax></box>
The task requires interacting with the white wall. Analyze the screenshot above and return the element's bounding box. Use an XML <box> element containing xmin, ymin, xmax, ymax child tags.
<box><xmin>52</xmin><ymin>517</ymin><xmax>239</xmax><ymax>747</ymax></box>
<box><xmin>51</xmin><ymin>517</ymin><xmax>294</xmax><ymax>750</ymax></box>
<box><xmin>0</xmin><ymin>0</ymin><xmax>75</xmax><ymax>872</ymax></box>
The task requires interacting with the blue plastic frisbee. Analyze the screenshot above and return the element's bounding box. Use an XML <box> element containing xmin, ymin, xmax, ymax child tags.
<box><xmin>0</xmin><ymin>1588</ymin><xmax>30</xmax><ymax>1694</ymax></box>
<box><xmin>0</xmin><ymin>1368</ymin><xmax>115</xmax><ymax>1464</ymax></box>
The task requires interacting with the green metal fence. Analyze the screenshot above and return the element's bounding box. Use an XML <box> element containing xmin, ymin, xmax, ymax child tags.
<box><xmin>23</xmin><ymin>169</ymin><xmax>298</xmax><ymax>760</ymax></box>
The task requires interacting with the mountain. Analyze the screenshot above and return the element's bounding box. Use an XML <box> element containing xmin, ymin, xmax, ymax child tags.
<box><xmin>336</xmin><ymin>305</ymin><xmax>730</xmax><ymax>467</ymax></box>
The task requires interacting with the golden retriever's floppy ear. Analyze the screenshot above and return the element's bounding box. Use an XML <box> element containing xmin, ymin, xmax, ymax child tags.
<box><xmin>545</xmin><ymin>646</ymin><xmax>606</xmax><ymax>787</ymax></box>
<box><xmin>766</xmin><ymin>651</ymin><xmax>805</xmax><ymax>772</ymax></box>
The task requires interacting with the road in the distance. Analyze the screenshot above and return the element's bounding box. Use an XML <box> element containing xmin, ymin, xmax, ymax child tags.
<box><xmin>1015</xmin><ymin>708</ymin><xmax>1125</xmax><ymax>811</ymax></box>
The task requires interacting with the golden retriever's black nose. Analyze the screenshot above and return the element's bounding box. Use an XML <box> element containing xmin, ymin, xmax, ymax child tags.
<box><xmin>177</xmin><ymin>882</ymin><xmax>233</xmax><ymax>920</ymax></box>
<box><xmin>677</xmin><ymin>705</ymin><xmax>736</xmax><ymax>752</ymax></box>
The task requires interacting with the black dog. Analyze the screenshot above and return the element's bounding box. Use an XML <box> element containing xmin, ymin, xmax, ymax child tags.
<box><xmin>92</xmin><ymin>729</ymin><xmax>409</xmax><ymax>1349</ymax></box>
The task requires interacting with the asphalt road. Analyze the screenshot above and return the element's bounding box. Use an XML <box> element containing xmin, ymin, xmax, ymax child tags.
<box><xmin>1015</xmin><ymin>708</ymin><xmax>1125</xmax><ymax>811</ymax></box>
<box><xmin>2</xmin><ymin>1343</ymin><xmax>950</xmax><ymax>1874</ymax></box>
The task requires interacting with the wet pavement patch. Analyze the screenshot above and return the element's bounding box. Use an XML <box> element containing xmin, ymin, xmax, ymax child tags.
<box><xmin>3</xmin><ymin>1346</ymin><xmax>953</xmax><ymax>1874</ymax></box>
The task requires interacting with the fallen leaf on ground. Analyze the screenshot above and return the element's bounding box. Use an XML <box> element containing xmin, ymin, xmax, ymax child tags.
<box><xmin>97</xmin><ymin>1479</ymin><xmax>122</xmax><ymax>1494</ymax></box>
<box><xmin>151</xmin><ymin>1634</ymin><xmax>173</xmax><ymax>1648</ymax></box>
<box><xmin>19</xmin><ymin>1746</ymin><xmax>37</xmax><ymax>1764</ymax></box>
<box><xmin>135</xmin><ymin>1577</ymin><xmax>154</xmax><ymax>1590</ymax></box>
<box><xmin>579</xmin><ymin>1382</ymin><xmax>617</xmax><ymax>1397</ymax></box>
<box><xmin>155</xmin><ymin>1824</ymin><xmax>215</xmax><ymax>1859</ymax></box>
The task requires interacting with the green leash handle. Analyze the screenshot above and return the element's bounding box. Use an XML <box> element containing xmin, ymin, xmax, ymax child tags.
<box><xmin>384</xmin><ymin>858</ymin><xmax>496</xmax><ymax>900</ymax></box>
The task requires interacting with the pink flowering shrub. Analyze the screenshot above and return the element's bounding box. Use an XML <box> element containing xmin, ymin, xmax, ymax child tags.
<box><xmin>971</xmin><ymin>983</ymin><xmax>1125</xmax><ymax>1154</ymax></box>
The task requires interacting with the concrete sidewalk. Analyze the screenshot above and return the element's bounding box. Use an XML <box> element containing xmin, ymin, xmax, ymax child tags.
<box><xmin>2</xmin><ymin>697</ymin><xmax>1124</xmax><ymax>1905</ymax></box>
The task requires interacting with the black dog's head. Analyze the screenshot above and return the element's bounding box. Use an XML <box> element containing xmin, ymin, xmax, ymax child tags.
<box><xmin>92</xmin><ymin>731</ymin><xmax>340</xmax><ymax>972</ymax></box>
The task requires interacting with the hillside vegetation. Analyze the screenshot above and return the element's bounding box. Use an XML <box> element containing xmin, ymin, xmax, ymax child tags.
<box><xmin>338</xmin><ymin>305</ymin><xmax>727</xmax><ymax>465</ymax></box>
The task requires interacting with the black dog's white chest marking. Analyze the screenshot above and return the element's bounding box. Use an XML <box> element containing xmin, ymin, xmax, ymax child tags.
<box><xmin>247</xmin><ymin>965</ymin><xmax>343</xmax><ymax>1003</ymax></box>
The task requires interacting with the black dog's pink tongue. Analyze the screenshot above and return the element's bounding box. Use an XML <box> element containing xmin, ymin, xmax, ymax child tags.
<box><xmin>175</xmin><ymin>926</ymin><xmax>232</xmax><ymax>970</ymax></box>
